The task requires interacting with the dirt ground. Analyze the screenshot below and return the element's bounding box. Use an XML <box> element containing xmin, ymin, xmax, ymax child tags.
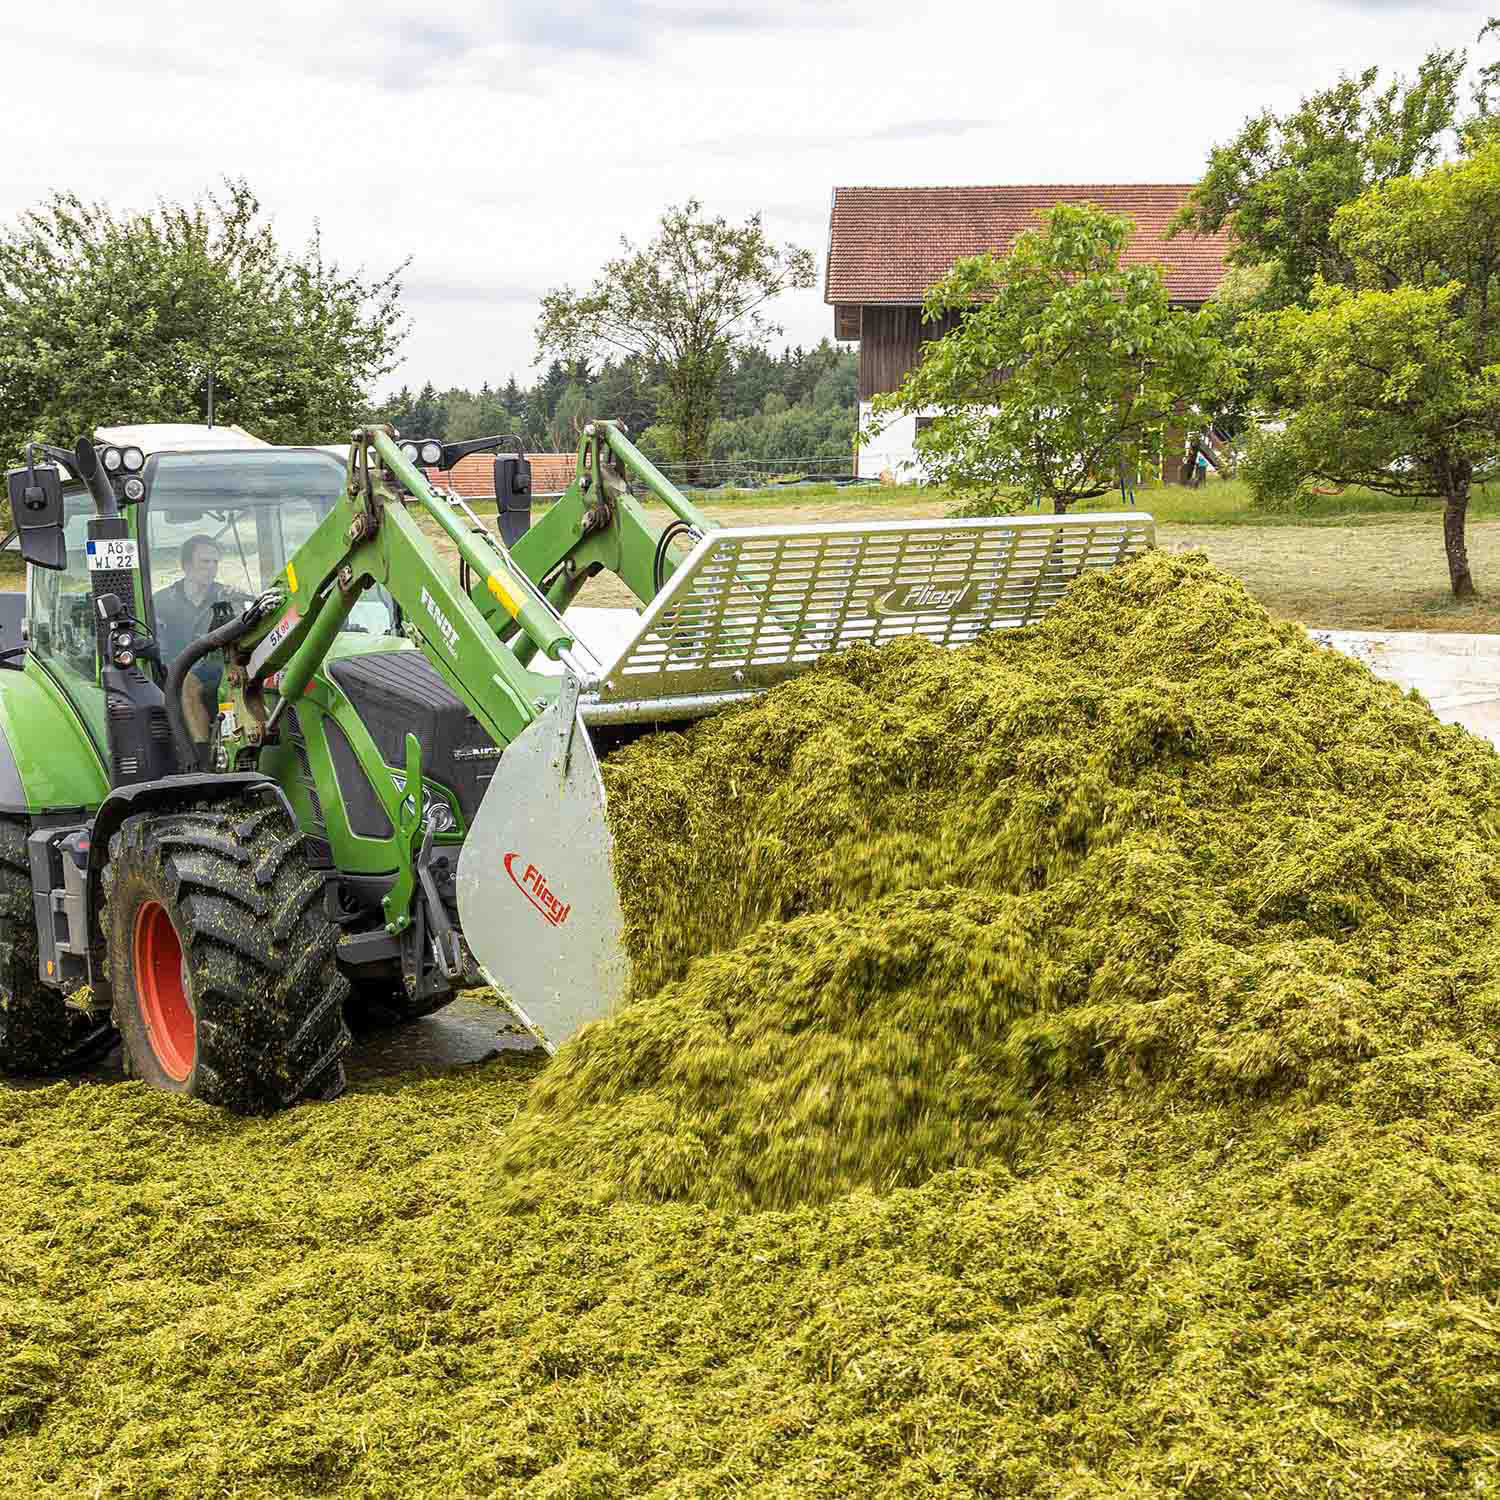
<box><xmin>501</xmin><ymin>497</ymin><xmax>1500</xmax><ymax>633</ymax></box>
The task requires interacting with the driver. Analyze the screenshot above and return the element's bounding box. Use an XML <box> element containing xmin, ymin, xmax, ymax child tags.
<box><xmin>152</xmin><ymin>535</ymin><xmax>240</xmax><ymax>751</ymax></box>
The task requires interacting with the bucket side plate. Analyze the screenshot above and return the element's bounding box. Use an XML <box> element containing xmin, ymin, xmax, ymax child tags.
<box><xmin>455</xmin><ymin>702</ymin><xmax>628</xmax><ymax>1050</ymax></box>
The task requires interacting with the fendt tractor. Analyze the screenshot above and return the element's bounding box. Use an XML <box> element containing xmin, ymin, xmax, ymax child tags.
<box><xmin>0</xmin><ymin>421</ymin><xmax>1154</xmax><ymax>1111</ymax></box>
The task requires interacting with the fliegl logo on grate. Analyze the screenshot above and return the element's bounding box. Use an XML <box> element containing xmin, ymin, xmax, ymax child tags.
<box><xmin>871</xmin><ymin>582</ymin><xmax>980</xmax><ymax>617</ymax></box>
<box><xmin>504</xmin><ymin>853</ymin><xmax>572</xmax><ymax>927</ymax></box>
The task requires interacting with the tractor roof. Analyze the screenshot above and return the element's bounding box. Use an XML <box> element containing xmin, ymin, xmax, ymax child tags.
<box><xmin>93</xmin><ymin>423</ymin><xmax>269</xmax><ymax>457</ymax></box>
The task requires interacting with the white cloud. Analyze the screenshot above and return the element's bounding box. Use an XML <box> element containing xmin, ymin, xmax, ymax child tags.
<box><xmin>0</xmin><ymin>0</ymin><xmax>1484</xmax><ymax>394</ymax></box>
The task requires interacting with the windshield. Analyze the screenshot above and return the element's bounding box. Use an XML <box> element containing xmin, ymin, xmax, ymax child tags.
<box><xmin>144</xmin><ymin>449</ymin><xmax>395</xmax><ymax>661</ymax></box>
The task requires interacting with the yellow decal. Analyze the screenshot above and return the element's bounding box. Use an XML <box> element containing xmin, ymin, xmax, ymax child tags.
<box><xmin>286</xmin><ymin>561</ymin><xmax>298</xmax><ymax>594</ymax></box>
<box><xmin>487</xmin><ymin>571</ymin><xmax>520</xmax><ymax>618</ymax></box>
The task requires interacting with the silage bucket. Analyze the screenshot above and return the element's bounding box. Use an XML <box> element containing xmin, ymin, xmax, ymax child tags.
<box><xmin>456</xmin><ymin>511</ymin><xmax>1155</xmax><ymax>1049</ymax></box>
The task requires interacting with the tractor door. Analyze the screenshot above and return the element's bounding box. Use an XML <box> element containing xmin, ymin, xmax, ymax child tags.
<box><xmin>25</xmin><ymin>483</ymin><xmax>107</xmax><ymax>758</ymax></box>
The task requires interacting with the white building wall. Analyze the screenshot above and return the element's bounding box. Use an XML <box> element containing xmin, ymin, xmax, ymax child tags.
<box><xmin>857</xmin><ymin>402</ymin><xmax>938</xmax><ymax>483</ymax></box>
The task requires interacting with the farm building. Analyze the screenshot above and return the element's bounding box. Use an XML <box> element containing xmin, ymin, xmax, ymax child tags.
<box><xmin>423</xmin><ymin>450</ymin><xmax>578</xmax><ymax>499</ymax></box>
<box><xmin>825</xmin><ymin>184</ymin><xmax>1233</xmax><ymax>480</ymax></box>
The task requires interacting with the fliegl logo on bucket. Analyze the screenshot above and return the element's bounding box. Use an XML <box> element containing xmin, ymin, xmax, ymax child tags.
<box><xmin>871</xmin><ymin>581</ymin><xmax>980</xmax><ymax>617</ymax></box>
<box><xmin>504</xmin><ymin>854</ymin><xmax>572</xmax><ymax>927</ymax></box>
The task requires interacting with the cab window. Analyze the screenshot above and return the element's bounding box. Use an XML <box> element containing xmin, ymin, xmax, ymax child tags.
<box><xmin>144</xmin><ymin>449</ymin><xmax>395</xmax><ymax>661</ymax></box>
<box><xmin>27</xmin><ymin>484</ymin><xmax>106</xmax><ymax>749</ymax></box>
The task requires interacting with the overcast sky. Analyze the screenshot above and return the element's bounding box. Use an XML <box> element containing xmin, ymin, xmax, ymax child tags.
<box><xmin>4</xmin><ymin>0</ymin><xmax>1489</xmax><ymax>396</ymax></box>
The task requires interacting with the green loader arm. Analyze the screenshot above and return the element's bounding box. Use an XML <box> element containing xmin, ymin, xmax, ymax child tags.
<box><xmin>224</xmin><ymin>421</ymin><xmax>713</xmax><ymax>757</ymax></box>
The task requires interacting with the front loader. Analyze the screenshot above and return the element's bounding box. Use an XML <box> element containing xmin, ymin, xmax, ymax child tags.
<box><xmin>0</xmin><ymin>419</ymin><xmax>1154</xmax><ymax>1110</ymax></box>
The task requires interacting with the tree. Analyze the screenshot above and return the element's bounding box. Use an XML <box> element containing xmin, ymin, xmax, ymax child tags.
<box><xmin>548</xmin><ymin>383</ymin><xmax>593</xmax><ymax>453</ymax></box>
<box><xmin>1171</xmin><ymin>49</ymin><xmax>1467</xmax><ymax>313</ymax></box>
<box><xmin>867</xmin><ymin>203</ymin><xmax>1235</xmax><ymax>514</ymax></box>
<box><xmin>444</xmin><ymin>383</ymin><xmax>515</xmax><ymax>443</ymax></box>
<box><xmin>0</xmin><ymin>179</ymin><xmax>406</xmax><ymax>461</ymax></box>
<box><xmin>535</xmin><ymin>200</ymin><xmax>815</xmax><ymax>476</ymax></box>
<box><xmin>1244</xmin><ymin>144</ymin><xmax>1500</xmax><ymax>597</ymax></box>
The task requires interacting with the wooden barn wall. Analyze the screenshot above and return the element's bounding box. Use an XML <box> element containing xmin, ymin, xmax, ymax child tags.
<box><xmin>857</xmin><ymin>306</ymin><xmax>963</xmax><ymax>400</ymax></box>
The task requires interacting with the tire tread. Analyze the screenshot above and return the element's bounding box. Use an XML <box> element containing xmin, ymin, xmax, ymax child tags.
<box><xmin>103</xmin><ymin>798</ymin><xmax>352</xmax><ymax>1113</ymax></box>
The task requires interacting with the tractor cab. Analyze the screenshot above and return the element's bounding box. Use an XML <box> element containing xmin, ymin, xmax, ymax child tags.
<box><xmin>19</xmin><ymin>425</ymin><xmax>397</xmax><ymax>757</ymax></box>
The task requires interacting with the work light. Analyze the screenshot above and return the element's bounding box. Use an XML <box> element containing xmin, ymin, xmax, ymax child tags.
<box><xmin>121</xmin><ymin>446</ymin><xmax>145</xmax><ymax>473</ymax></box>
<box><xmin>419</xmin><ymin>440</ymin><xmax>443</xmax><ymax>467</ymax></box>
<box><xmin>100</xmin><ymin>446</ymin><xmax>123</xmax><ymax>473</ymax></box>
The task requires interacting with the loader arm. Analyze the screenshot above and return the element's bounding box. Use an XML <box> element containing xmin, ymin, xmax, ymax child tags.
<box><xmin>223</xmin><ymin>421</ymin><xmax>712</xmax><ymax>759</ymax></box>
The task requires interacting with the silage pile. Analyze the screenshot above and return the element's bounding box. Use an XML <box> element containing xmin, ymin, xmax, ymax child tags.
<box><xmin>4</xmin><ymin>550</ymin><xmax>1500</xmax><ymax>1497</ymax></box>
<box><xmin>502</xmin><ymin>549</ymin><xmax>1500</xmax><ymax>1212</ymax></box>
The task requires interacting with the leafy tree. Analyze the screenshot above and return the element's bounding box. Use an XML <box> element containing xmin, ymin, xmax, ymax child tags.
<box><xmin>811</xmin><ymin>355</ymin><xmax>858</xmax><ymax>412</ymax></box>
<box><xmin>0</xmin><ymin>179</ymin><xmax>406</xmax><ymax>461</ymax></box>
<box><xmin>1245</xmin><ymin>144</ymin><xmax>1500</xmax><ymax>597</ymax></box>
<box><xmin>443</xmin><ymin>383</ymin><xmax>515</xmax><ymax>443</ymax></box>
<box><xmin>589</xmin><ymin>356</ymin><xmax>660</xmax><ymax>436</ymax></box>
<box><xmin>535</xmin><ymin>200</ymin><xmax>816</xmax><ymax>476</ymax></box>
<box><xmin>868</xmin><ymin>203</ymin><xmax>1235</xmax><ymax>514</ymax></box>
<box><xmin>367</xmin><ymin>344</ymin><xmax>856</xmax><ymax>474</ymax></box>
<box><xmin>1171</xmin><ymin>46</ymin><xmax>1475</xmax><ymax>312</ymax></box>
<box><xmin>548</xmin><ymin>383</ymin><xmax>593</xmax><ymax>453</ymax></box>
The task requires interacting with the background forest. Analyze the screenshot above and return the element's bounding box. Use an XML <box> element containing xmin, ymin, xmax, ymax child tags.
<box><xmin>369</xmin><ymin>339</ymin><xmax>857</xmax><ymax>472</ymax></box>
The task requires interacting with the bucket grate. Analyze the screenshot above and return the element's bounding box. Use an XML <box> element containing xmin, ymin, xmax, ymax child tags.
<box><xmin>590</xmin><ymin>512</ymin><xmax>1154</xmax><ymax>717</ymax></box>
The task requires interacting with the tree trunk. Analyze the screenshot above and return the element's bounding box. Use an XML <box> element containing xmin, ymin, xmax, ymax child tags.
<box><xmin>1443</xmin><ymin>472</ymin><xmax>1476</xmax><ymax>598</ymax></box>
<box><xmin>665</xmin><ymin>362</ymin><xmax>717</xmax><ymax>484</ymax></box>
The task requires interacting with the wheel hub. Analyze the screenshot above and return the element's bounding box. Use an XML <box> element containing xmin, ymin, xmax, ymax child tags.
<box><xmin>132</xmin><ymin>900</ymin><xmax>195</xmax><ymax>1082</ymax></box>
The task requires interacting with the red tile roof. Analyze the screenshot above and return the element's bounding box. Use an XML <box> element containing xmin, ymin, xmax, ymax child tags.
<box><xmin>826</xmin><ymin>184</ymin><xmax>1232</xmax><ymax>306</ymax></box>
<box><xmin>423</xmin><ymin>452</ymin><xmax>578</xmax><ymax>499</ymax></box>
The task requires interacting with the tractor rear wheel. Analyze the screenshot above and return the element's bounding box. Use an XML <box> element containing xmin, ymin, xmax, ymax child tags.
<box><xmin>102</xmin><ymin>798</ymin><xmax>352</xmax><ymax>1113</ymax></box>
<box><xmin>0</xmin><ymin>817</ymin><xmax>108</xmax><ymax>1074</ymax></box>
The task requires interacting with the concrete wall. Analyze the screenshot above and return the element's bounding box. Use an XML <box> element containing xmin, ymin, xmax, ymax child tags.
<box><xmin>857</xmin><ymin>402</ymin><xmax>936</xmax><ymax>483</ymax></box>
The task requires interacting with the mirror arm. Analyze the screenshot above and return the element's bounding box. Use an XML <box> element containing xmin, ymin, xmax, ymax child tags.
<box><xmin>26</xmin><ymin>443</ymin><xmax>82</xmax><ymax>484</ymax></box>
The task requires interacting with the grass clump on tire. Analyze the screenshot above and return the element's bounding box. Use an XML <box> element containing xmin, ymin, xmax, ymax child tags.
<box><xmin>102</xmin><ymin>796</ymin><xmax>351</xmax><ymax>1113</ymax></box>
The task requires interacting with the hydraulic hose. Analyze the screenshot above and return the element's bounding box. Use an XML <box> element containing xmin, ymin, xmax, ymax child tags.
<box><xmin>164</xmin><ymin>606</ymin><xmax>261</xmax><ymax>773</ymax></box>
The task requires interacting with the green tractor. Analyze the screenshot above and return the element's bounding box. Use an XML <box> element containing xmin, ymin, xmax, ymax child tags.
<box><xmin>0</xmin><ymin>419</ymin><xmax>1154</xmax><ymax>1111</ymax></box>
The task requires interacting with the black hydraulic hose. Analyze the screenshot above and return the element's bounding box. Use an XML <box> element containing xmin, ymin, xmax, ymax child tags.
<box><xmin>164</xmin><ymin>608</ymin><xmax>260</xmax><ymax>772</ymax></box>
<box><xmin>653</xmin><ymin>520</ymin><xmax>695</xmax><ymax>595</ymax></box>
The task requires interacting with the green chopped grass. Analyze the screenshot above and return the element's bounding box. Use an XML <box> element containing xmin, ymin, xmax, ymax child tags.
<box><xmin>5</xmin><ymin>552</ymin><xmax>1500</xmax><ymax>1495</ymax></box>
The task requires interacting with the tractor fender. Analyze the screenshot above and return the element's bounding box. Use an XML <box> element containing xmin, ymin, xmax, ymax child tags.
<box><xmin>83</xmin><ymin>772</ymin><xmax>298</xmax><ymax>1013</ymax></box>
<box><xmin>0</xmin><ymin>665</ymin><xmax>110</xmax><ymax>817</ymax></box>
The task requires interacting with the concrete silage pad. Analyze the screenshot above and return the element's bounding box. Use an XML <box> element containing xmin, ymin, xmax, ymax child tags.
<box><xmin>1313</xmin><ymin>628</ymin><xmax>1500</xmax><ymax>749</ymax></box>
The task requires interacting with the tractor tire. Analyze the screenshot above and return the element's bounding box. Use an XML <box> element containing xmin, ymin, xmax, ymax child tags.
<box><xmin>0</xmin><ymin>817</ymin><xmax>108</xmax><ymax>1074</ymax></box>
<box><xmin>344</xmin><ymin>976</ymin><xmax>456</xmax><ymax>1034</ymax></box>
<box><xmin>102</xmin><ymin>799</ymin><xmax>352</xmax><ymax>1113</ymax></box>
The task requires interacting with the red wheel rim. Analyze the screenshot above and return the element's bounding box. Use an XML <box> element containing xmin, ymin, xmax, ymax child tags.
<box><xmin>132</xmin><ymin>900</ymin><xmax>194</xmax><ymax>1082</ymax></box>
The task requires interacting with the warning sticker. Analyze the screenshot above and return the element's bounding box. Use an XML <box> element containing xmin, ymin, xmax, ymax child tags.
<box><xmin>85</xmin><ymin>538</ymin><xmax>138</xmax><ymax>571</ymax></box>
<box><xmin>487</xmin><ymin>570</ymin><xmax>520</xmax><ymax>618</ymax></box>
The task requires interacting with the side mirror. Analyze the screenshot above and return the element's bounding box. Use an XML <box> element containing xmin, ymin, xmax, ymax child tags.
<box><xmin>6</xmin><ymin>464</ymin><xmax>66</xmax><ymax>570</ymax></box>
<box><xmin>494</xmin><ymin>455</ymin><xmax>532</xmax><ymax>548</ymax></box>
